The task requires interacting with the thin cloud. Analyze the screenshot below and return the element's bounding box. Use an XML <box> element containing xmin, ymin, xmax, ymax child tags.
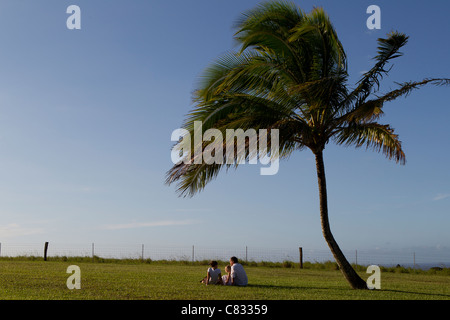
<box><xmin>433</xmin><ymin>193</ymin><xmax>450</xmax><ymax>201</ymax></box>
<box><xmin>101</xmin><ymin>220</ymin><xmax>200</xmax><ymax>231</ymax></box>
<box><xmin>0</xmin><ymin>223</ymin><xmax>44</xmax><ymax>238</ymax></box>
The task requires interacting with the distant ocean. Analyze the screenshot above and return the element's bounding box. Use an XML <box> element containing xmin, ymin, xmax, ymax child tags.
<box><xmin>378</xmin><ymin>263</ymin><xmax>449</xmax><ymax>270</ymax></box>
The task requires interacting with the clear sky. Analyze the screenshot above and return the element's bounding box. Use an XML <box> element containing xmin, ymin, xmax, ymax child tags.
<box><xmin>0</xmin><ymin>1</ymin><xmax>449</xmax><ymax>259</ymax></box>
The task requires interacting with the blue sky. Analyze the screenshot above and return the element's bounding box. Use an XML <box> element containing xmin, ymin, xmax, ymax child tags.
<box><xmin>0</xmin><ymin>1</ymin><xmax>449</xmax><ymax>259</ymax></box>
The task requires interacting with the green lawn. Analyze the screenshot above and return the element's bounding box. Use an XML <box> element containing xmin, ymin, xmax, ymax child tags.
<box><xmin>0</xmin><ymin>260</ymin><xmax>449</xmax><ymax>300</ymax></box>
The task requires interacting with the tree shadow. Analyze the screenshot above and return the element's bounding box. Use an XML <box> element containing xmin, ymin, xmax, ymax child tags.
<box><xmin>246</xmin><ymin>284</ymin><xmax>450</xmax><ymax>299</ymax></box>
<box><xmin>245</xmin><ymin>284</ymin><xmax>343</xmax><ymax>291</ymax></box>
<box><xmin>381</xmin><ymin>289</ymin><xmax>450</xmax><ymax>299</ymax></box>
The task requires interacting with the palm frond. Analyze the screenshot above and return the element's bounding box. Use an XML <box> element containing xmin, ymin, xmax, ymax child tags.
<box><xmin>289</xmin><ymin>7</ymin><xmax>347</xmax><ymax>77</ymax></box>
<box><xmin>166</xmin><ymin>161</ymin><xmax>225</xmax><ymax>198</ymax></box>
<box><xmin>166</xmin><ymin>120</ymin><xmax>304</xmax><ymax>197</ymax></box>
<box><xmin>234</xmin><ymin>0</ymin><xmax>305</xmax><ymax>53</ymax></box>
<box><xmin>339</xmin><ymin>78</ymin><xmax>450</xmax><ymax>123</ymax></box>
<box><xmin>377</xmin><ymin>78</ymin><xmax>450</xmax><ymax>102</ymax></box>
<box><xmin>342</xmin><ymin>32</ymin><xmax>409</xmax><ymax>110</ymax></box>
<box><xmin>334</xmin><ymin>122</ymin><xmax>405</xmax><ymax>164</ymax></box>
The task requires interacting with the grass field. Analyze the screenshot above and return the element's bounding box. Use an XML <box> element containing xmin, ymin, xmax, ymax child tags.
<box><xmin>0</xmin><ymin>259</ymin><xmax>449</xmax><ymax>300</ymax></box>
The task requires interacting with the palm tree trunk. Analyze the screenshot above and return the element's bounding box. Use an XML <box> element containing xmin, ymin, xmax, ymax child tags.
<box><xmin>314</xmin><ymin>150</ymin><xmax>367</xmax><ymax>289</ymax></box>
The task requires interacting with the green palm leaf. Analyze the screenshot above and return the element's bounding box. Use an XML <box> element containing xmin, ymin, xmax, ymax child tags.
<box><xmin>335</xmin><ymin>122</ymin><xmax>405</xmax><ymax>164</ymax></box>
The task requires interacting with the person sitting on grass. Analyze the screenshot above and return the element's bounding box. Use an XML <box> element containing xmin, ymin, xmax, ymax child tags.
<box><xmin>200</xmin><ymin>260</ymin><xmax>223</xmax><ymax>285</ymax></box>
<box><xmin>229</xmin><ymin>256</ymin><xmax>248</xmax><ymax>286</ymax></box>
<box><xmin>221</xmin><ymin>265</ymin><xmax>232</xmax><ymax>285</ymax></box>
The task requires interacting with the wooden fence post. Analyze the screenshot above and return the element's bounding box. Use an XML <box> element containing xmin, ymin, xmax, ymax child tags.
<box><xmin>44</xmin><ymin>242</ymin><xmax>49</xmax><ymax>261</ymax></box>
<box><xmin>299</xmin><ymin>247</ymin><xmax>303</xmax><ymax>269</ymax></box>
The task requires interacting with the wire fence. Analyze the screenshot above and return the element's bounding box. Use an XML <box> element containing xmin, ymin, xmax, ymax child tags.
<box><xmin>0</xmin><ymin>242</ymin><xmax>449</xmax><ymax>270</ymax></box>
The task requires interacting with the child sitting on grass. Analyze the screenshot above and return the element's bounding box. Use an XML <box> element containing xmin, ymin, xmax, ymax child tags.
<box><xmin>200</xmin><ymin>260</ymin><xmax>223</xmax><ymax>285</ymax></box>
<box><xmin>221</xmin><ymin>265</ymin><xmax>232</xmax><ymax>285</ymax></box>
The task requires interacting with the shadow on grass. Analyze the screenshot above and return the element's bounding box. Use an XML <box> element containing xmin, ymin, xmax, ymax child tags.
<box><xmin>246</xmin><ymin>284</ymin><xmax>450</xmax><ymax>299</ymax></box>
<box><xmin>381</xmin><ymin>289</ymin><xmax>450</xmax><ymax>299</ymax></box>
<box><xmin>246</xmin><ymin>284</ymin><xmax>338</xmax><ymax>291</ymax></box>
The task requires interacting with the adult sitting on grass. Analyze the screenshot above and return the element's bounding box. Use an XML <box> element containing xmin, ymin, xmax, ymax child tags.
<box><xmin>200</xmin><ymin>260</ymin><xmax>223</xmax><ymax>285</ymax></box>
<box><xmin>229</xmin><ymin>256</ymin><xmax>248</xmax><ymax>286</ymax></box>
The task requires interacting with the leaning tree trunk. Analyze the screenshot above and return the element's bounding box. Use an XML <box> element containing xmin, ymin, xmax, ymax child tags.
<box><xmin>314</xmin><ymin>150</ymin><xmax>368</xmax><ymax>289</ymax></box>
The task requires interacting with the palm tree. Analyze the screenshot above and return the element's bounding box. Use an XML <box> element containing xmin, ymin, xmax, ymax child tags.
<box><xmin>166</xmin><ymin>1</ymin><xmax>449</xmax><ymax>289</ymax></box>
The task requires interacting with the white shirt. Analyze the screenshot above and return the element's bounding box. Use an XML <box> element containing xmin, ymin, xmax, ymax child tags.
<box><xmin>222</xmin><ymin>274</ymin><xmax>232</xmax><ymax>285</ymax></box>
<box><xmin>207</xmin><ymin>267</ymin><xmax>221</xmax><ymax>284</ymax></box>
<box><xmin>230</xmin><ymin>263</ymin><xmax>248</xmax><ymax>286</ymax></box>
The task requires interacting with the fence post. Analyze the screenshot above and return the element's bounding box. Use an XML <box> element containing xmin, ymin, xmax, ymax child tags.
<box><xmin>246</xmin><ymin>246</ymin><xmax>248</xmax><ymax>262</ymax></box>
<box><xmin>44</xmin><ymin>242</ymin><xmax>49</xmax><ymax>261</ymax></box>
<box><xmin>355</xmin><ymin>249</ymin><xmax>358</xmax><ymax>266</ymax></box>
<box><xmin>192</xmin><ymin>245</ymin><xmax>194</xmax><ymax>263</ymax></box>
<box><xmin>92</xmin><ymin>243</ymin><xmax>95</xmax><ymax>261</ymax></box>
<box><xmin>299</xmin><ymin>247</ymin><xmax>303</xmax><ymax>269</ymax></box>
<box><xmin>141</xmin><ymin>244</ymin><xmax>144</xmax><ymax>261</ymax></box>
